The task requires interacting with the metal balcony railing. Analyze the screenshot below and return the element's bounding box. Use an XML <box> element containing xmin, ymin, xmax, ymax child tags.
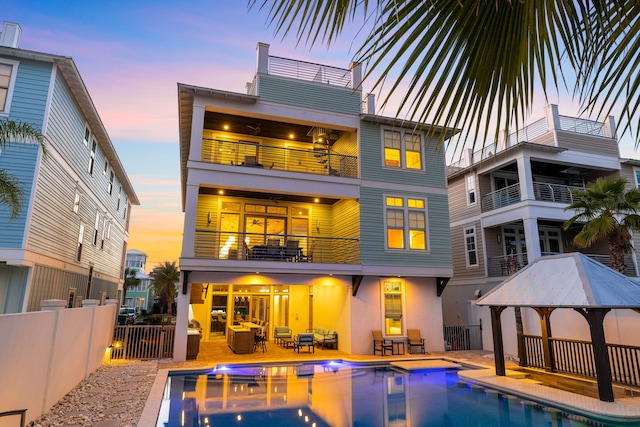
<box><xmin>268</xmin><ymin>55</ymin><xmax>352</xmax><ymax>88</ymax></box>
<box><xmin>481</xmin><ymin>183</ymin><xmax>521</xmax><ymax>212</ymax></box>
<box><xmin>194</xmin><ymin>231</ymin><xmax>360</xmax><ymax>264</ymax></box>
<box><xmin>202</xmin><ymin>138</ymin><xmax>359</xmax><ymax>178</ymax></box>
<box><xmin>533</xmin><ymin>182</ymin><xmax>583</xmax><ymax>204</ymax></box>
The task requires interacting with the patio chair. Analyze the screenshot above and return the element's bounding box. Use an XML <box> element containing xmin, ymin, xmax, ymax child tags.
<box><xmin>372</xmin><ymin>330</ymin><xmax>393</xmax><ymax>356</ymax></box>
<box><xmin>273</xmin><ymin>326</ymin><xmax>292</xmax><ymax>344</ymax></box>
<box><xmin>407</xmin><ymin>329</ymin><xmax>426</xmax><ymax>354</ymax></box>
<box><xmin>294</xmin><ymin>333</ymin><xmax>315</xmax><ymax>353</ymax></box>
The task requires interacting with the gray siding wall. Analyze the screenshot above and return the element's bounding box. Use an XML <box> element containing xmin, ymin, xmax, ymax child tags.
<box><xmin>360</xmin><ymin>122</ymin><xmax>447</xmax><ymax>188</ymax></box>
<box><xmin>450</xmin><ymin>221</ymin><xmax>485</xmax><ymax>279</ymax></box>
<box><xmin>258</xmin><ymin>75</ymin><xmax>361</xmax><ymax>115</ymax></box>
<box><xmin>360</xmin><ymin>187</ymin><xmax>451</xmax><ymax>267</ymax></box>
<box><xmin>556</xmin><ymin>131</ymin><xmax>619</xmax><ymax>157</ymax></box>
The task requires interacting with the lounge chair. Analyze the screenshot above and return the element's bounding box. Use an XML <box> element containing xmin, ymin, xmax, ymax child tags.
<box><xmin>294</xmin><ymin>333</ymin><xmax>315</xmax><ymax>353</ymax></box>
<box><xmin>273</xmin><ymin>326</ymin><xmax>292</xmax><ymax>344</ymax></box>
<box><xmin>372</xmin><ymin>330</ymin><xmax>393</xmax><ymax>356</ymax></box>
<box><xmin>407</xmin><ymin>329</ymin><xmax>426</xmax><ymax>354</ymax></box>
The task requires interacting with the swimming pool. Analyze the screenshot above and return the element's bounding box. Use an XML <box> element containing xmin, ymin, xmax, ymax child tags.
<box><xmin>155</xmin><ymin>361</ymin><xmax>630</xmax><ymax>426</ymax></box>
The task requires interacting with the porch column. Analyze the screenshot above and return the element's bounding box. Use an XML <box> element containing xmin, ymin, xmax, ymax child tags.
<box><xmin>522</xmin><ymin>217</ymin><xmax>541</xmax><ymax>264</ymax></box>
<box><xmin>516</xmin><ymin>155</ymin><xmax>534</xmax><ymax>201</ymax></box>
<box><xmin>533</xmin><ymin>307</ymin><xmax>556</xmax><ymax>372</ymax></box>
<box><xmin>490</xmin><ymin>306</ymin><xmax>507</xmax><ymax>376</ymax></box>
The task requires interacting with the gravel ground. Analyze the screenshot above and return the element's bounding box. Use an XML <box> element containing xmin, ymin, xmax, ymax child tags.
<box><xmin>28</xmin><ymin>360</ymin><xmax>160</xmax><ymax>427</ymax></box>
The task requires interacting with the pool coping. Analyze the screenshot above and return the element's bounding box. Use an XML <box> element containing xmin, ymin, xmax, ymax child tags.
<box><xmin>141</xmin><ymin>356</ymin><xmax>640</xmax><ymax>425</ymax></box>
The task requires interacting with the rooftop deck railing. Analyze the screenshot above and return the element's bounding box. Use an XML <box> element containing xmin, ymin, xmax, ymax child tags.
<box><xmin>448</xmin><ymin>114</ymin><xmax>611</xmax><ymax>171</ymax></box>
<box><xmin>194</xmin><ymin>230</ymin><xmax>360</xmax><ymax>264</ymax></box>
<box><xmin>268</xmin><ymin>55</ymin><xmax>352</xmax><ymax>88</ymax></box>
<box><xmin>202</xmin><ymin>138</ymin><xmax>359</xmax><ymax>178</ymax></box>
<box><xmin>481</xmin><ymin>183</ymin><xmax>521</xmax><ymax>212</ymax></box>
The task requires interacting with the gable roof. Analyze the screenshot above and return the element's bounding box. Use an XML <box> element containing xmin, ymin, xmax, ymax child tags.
<box><xmin>475</xmin><ymin>252</ymin><xmax>640</xmax><ymax>308</ymax></box>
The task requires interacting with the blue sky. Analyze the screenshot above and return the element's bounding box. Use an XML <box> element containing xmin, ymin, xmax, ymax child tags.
<box><xmin>4</xmin><ymin>1</ymin><xmax>639</xmax><ymax>268</ymax></box>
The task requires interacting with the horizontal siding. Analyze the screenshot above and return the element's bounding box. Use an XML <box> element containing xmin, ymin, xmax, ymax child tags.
<box><xmin>0</xmin><ymin>144</ymin><xmax>39</xmax><ymax>247</ymax></box>
<box><xmin>5</xmin><ymin>58</ymin><xmax>50</xmax><ymax>126</ymax></box>
<box><xmin>360</xmin><ymin>187</ymin><xmax>451</xmax><ymax>268</ymax></box>
<box><xmin>448</xmin><ymin>174</ymin><xmax>482</xmax><ymax>223</ymax></box>
<box><xmin>360</xmin><ymin>121</ymin><xmax>447</xmax><ymax>188</ymax></box>
<box><xmin>556</xmin><ymin>131</ymin><xmax>619</xmax><ymax>157</ymax></box>
<box><xmin>450</xmin><ymin>222</ymin><xmax>485</xmax><ymax>279</ymax></box>
<box><xmin>258</xmin><ymin>75</ymin><xmax>361</xmax><ymax>115</ymax></box>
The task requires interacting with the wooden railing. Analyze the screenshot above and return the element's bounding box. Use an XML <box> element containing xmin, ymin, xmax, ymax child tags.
<box><xmin>111</xmin><ymin>325</ymin><xmax>175</xmax><ymax>360</ymax></box>
<box><xmin>443</xmin><ymin>325</ymin><xmax>483</xmax><ymax>351</ymax></box>
<box><xmin>521</xmin><ymin>334</ymin><xmax>640</xmax><ymax>387</ymax></box>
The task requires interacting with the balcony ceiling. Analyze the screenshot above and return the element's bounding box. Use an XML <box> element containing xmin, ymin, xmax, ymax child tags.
<box><xmin>199</xmin><ymin>187</ymin><xmax>339</xmax><ymax>205</ymax></box>
<box><xmin>204</xmin><ymin>112</ymin><xmax>317</xmax><ymax>144</ymax></box>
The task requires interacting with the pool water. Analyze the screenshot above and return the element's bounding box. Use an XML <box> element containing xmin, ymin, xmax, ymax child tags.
<box><xmin>156</xmin><ymin>361</ymin><xmax>628</xmax><ymax>426</ymax></box>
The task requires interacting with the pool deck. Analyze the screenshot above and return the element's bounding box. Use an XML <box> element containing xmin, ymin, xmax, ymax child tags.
<box><xmin>136</xmin><ymin>339</ymin><xmax>640</xmax><ymax>425</ymax></box>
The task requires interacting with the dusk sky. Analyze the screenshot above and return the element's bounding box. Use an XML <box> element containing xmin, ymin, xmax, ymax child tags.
<box><xmin>5</xmin><ymin>1</ymin><xmax>639</xmax><ymax>270</ymax></box>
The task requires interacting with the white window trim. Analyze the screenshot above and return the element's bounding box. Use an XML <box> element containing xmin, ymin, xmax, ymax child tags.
<box><xmin>0</xmin><ymin>58</ymin><xmax>20</xmax><ymax>116</ymax></box>
<box><xmin>465</xmin><ymin>173</ymin><xmax>477</xmax><ymax>206</ymax></box>
<box><xmin>464</xmin><ymin>226</ymin><xmax>479</xmax><ymax>267</ymax></box>
<box><xmin>383</xmin><ymin>194</ymin><xmax>430</xmax><ymax>252</ymax></box>
<box><xmin>381</xmin><ymin>127</ymin><xmax>425</xmax><ymax>171</ymax></box>
<box><xmin>380</xmin><ymin>279</ymin><xmax>407</xmax><ymax>337</ymax></box>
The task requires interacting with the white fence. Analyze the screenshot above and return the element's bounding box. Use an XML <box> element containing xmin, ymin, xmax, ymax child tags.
<box><xmin>0</xmin><ymin>299</ymin><xmax>116</xmax><ymax>427</ymax></box>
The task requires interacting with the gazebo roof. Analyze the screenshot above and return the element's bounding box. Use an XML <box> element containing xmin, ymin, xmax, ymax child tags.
<box><xmin>475</xmin><ymin>252</ymin><xmax>640</xmax><ymax>308</ymax></box>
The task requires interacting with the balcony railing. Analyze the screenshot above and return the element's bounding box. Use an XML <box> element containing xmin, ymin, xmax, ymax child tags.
<box><xmin>533</xmin><ymin>182</ymin><xmax>582</xmax><ymax>204</ymax></box>
<box><xmin>488</xmin><ymin>253</ymin><xmax>636</xmax><ymax>277</ymax></box>
<box><xmin>194</xmin><ymin>230</ymin><xmax>360</xmax><ymax>264</ymax></box>
<box><xmin>268</xmin><ymin>55</ymin><xmax>352</xmax><ymax>88</ymax></box>
<box><xmin>481</xmin><ymin>183</ymin><xmax>521</xmax><ymax>212</ymax></box>
<box><xmin>202</xmin><ymin>138</ymin><xmax>359</xmax><ymax>178</ymax></box>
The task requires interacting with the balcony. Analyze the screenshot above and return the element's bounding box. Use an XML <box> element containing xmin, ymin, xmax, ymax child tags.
<box><xmin>482</xmin><ymin>182</ymin><xmax>583</xmax><ymax>212</ymax></box>
<box><xmin>202</xmin><ymin>138</ymin><xmax>359</xmax><ymax>178</ymax></box>
<box><xmin>194</xmin><ymin>230</ymin><xmax>360</xmax><ymax>264</ymax></box>
<box><xmin>488</xmin><ymin>253</ymin><xmax>637</xmax><ymax>277</ymax></box>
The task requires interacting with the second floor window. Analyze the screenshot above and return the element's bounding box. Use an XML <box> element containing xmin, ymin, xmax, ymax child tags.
<box><xmin>383</xmin><ymin>129</ymin><xmax>422</xmax><ymax>170</ymax></box>
<box><xmin>465</xmin><ymin>226</ymin><xmax>478</xmax><ymax>267</ymax></box>
<box><xmin>385</xmin><ymin>196</ymin><xmax>428</xmax><ymax>251</ymax></box>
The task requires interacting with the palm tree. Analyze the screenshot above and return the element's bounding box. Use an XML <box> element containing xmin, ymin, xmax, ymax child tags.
<box><xmin>564</xmin><ymin>177</ymin><xmax>640</xmax><ymax>274</ymax></box>
<box><xmin>0</xmin><ymin>118</ymin><xmax>45</xmax><ymax>219</ymax></box>
<box><xmin>122</xmin><ymin>267</ymin><xmax>140</xmax><ymax>308</ymax></box>
<box><xmin>151</xmin><ymin>261</ymin><xmax>180</xmax><ymax>322</ymax></box>
<box><xmin>251</xmin><ymin>1</ymin><xmax>640</xmax><ymax>150</ymax></box>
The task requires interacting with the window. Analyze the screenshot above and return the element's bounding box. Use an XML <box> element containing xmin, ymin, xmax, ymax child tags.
<box><xmin>466</xmin><ymin>174</ymin><xmax>477</xmax><ymax>205</ymax></box>
<box><xmin>84</xmin><ymin>126</ymin><xmax>91</xmax><ymax>148</ymax></box>
<box><xmin>77</xmin><ymin>222</ymin><xmax>85</xmax><ymax>261</ymax></box>
<box><xmin>382</xmin><ymin>280</ymin><xmax>404</xmax><ymax>336</ymax></box>
<box><xmin>108</xmin><ymin>171</ymin><xmax>114</xmax><ymax>194</ymax></box>
<box><xmin>383</xmin><ymin>129</ymin><xmax>423</xmax><ymax>170</ymax></box>
<box><xmin>93</xmin><ymin>211</ymin><xmax>100</xmax><ymax>246</ymax></box>
<box><xmin>385</xmin><ymin>196</ymin><xmax>428</xmax><ymax>250</ymax></box>
<box><xmin>465</xmin><ymin>226</ymin><xmax>478</xmax><ymax>267</ymax></box>
<box><xmin>0</xmin><ymin>60</ymin><xmax>18</xmax><ymax>114</ymax></box>
<box><xmin>88</xmin><ymin>140</ymin><xmax>97</xmax><ymax>175</ymax></box>
<box><xmin>73</xmin><ymin>191</ymin><xmax>81</xmax><ymax>214</ymax></box>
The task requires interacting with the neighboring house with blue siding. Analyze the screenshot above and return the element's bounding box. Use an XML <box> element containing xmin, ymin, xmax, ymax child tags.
<box><xmin>124</xmin><ymin>249</ymin><xmax>153</xmax><ymax>313</ymax></box>
<box><xmin>173</xmin><ymin>42</ymin><xmax>456</xmax><ymax>360</ymax></box>
<box><xmin>0</xmin><ymin>22</ymin><xmax>138</xmax><ymax>313</ymax></box>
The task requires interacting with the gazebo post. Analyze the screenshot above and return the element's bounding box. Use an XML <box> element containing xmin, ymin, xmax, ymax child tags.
<box><xmin>533</xmin><ymin>307</ymin><xmax>555</xmax><ymax>372</ymax></box>
<box><xmin>490</xmin><ymin>306</ymin><xmax>507</xmax><ymax>376</ymax></box>
<box><xmin>575</xmin><ymin>307</ymin><xmax>614</xmax><ymax>402</ymax></box>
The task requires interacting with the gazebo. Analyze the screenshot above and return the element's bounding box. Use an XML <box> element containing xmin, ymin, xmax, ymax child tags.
<box><xmin>475</xmin><ymin>252</ymin><xmax>640</xmax><ymax>402</ymax></box>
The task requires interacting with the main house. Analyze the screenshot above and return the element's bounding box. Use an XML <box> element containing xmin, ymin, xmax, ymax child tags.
<box><xmin>174</xmin><ymin>42</ymin><xmax>456</xmax><ymax>360</ymax></box>
<box><xmin>443</xmin><ymin>104</ymin><xmax>640</xmax><ymax>327</ymax></box>
<box><xmin>0</xmin><ymin>22</ymin><xmax>138</xmax><ymax>313</ymax></box>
